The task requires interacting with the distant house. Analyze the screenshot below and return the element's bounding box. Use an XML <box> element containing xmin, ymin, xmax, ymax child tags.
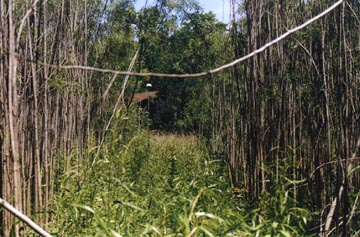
<box><xmin>130</xmin><ymin>91</ymin><xmax>158</xmax><ymax>105</ymax></box>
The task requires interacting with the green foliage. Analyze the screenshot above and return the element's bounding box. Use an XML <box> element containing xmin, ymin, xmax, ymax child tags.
<box><xmin>50</xmin><ymin>131</ymin><xmax>232</xmax><ymax>236</ymax></box>
<box><xmin>245</xmin><ymin>188</ymin><xmax>311</xmax><ymax>237</ymax></box>
<box><xmin>135</xmin><ymin>0</ymin><xmax>229</xmax><ymax>133</ymax></box>
<box><xmin>49</xmin><ymin>112</ymin><xmax>313</xmax><ymax>236</ymax></box>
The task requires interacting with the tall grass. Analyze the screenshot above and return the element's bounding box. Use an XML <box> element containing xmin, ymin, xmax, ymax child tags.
<box><xmin>48</xmin><ymin>108</ymin><xmax>313</xmax><ymax>236</ymax></box>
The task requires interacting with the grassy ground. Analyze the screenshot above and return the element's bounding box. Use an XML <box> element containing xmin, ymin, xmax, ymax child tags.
<box><xmin>46</xmin><ymin>129</ymin><xmax>312</xmax><ymax>237</ymax></box>
<box><xmin>150</xmin><ymin>132</ymin><xmax>198</xmax><ymax>146</ymax></box>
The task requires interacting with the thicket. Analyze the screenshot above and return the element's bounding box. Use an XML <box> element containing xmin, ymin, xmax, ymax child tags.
<box><xmin>1</xmin><ymin>0</ymin><xmax>360</xmax><ymax>236</ymax></box>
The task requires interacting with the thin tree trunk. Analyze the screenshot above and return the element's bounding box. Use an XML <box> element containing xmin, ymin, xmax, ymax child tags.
<box><xmin>8</xmin><ymin>0</ymin><xmax>23</xmax><ymax>235</ymax></box>
<box><xmin>27</xmin><ymin>12</ymin><xmax>43</xmax><ymax>224</ymax></box>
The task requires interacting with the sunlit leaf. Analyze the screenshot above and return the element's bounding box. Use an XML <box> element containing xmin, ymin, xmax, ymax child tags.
<box><xmin>72</xmin><ymin>204</ymin><xmax>95</xmax><ymax>214</ymax></box>
<box><xmin>195</xmin><ymin>212</ymin><xmax>224</xmax><ymax>223</ymax></box>
<box><xmin>110</xmin><ymin>229</ymin><xmax>123</xmax><ymax>237</ymax></box>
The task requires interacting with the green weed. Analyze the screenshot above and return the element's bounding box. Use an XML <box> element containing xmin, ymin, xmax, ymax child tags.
<box><xmin>49</xmin><ymin>109</ymin><xmax>313</xmax><ymax>236</ymax></box>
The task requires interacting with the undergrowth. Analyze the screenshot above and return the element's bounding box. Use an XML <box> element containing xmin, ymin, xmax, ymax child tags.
<box><xmin>48</xmin><ymin>108</ymin><xmax>313</xmax><ymax>237</ymax></box>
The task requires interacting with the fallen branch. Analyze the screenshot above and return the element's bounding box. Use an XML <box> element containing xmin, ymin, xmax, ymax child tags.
<box><xmin>0</xmin><ymin>197</ymin><xmax>53</xmax><ymax>237</ymax></box>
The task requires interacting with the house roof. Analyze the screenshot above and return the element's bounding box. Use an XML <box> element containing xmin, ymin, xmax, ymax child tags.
<box><xmin>131</xmin><ymin>91</ymin><xmax>158</xmax><ymax>104</ymax></box>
